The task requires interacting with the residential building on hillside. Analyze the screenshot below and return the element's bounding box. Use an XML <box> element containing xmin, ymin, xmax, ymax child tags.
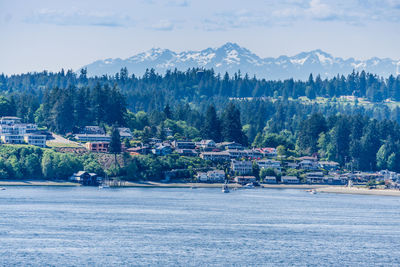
<box><xmin>74</xmin><ymin>134</ymin><xmax>111</xmax><ymax>142</ymax></box>
<box><xmin>318</xmin><ymin>161</ymin><xmax>340</xmax><ymax>170</ymax></box>
<box><xmin>24</xmin><ymin>134</ymin><xmax>46</xmax><ymax>148</ymax></box>
<box><xmin>257</xmin><ymin>159</ymin><xmax>282</xmax><ymax>172</ymax></box>
<box><xmin>231</xmin><ymin>160</ymin><xmax>253</xmax><ymax>175</ymax></box>
<box><xmin>0</xmin><ymin>116</ymin><xmax>22</xmax><ymax>125</ymax></box>
<box><xmin>80</xmin><ymin>126</ymin><xmax>105</xmax><ymax>135</ymax></box>
<box><xmin>217</xmin><ymin>141</ymin><xmax>243</xmax><ymax>150</ymax></box>
<box><xmin>85</xmin><ymin>142</ymin><xmax>109</xmax><ymax>153</ymax></box>
<box><xmin>152</xmin><ymin>144</ymin><xmax>172</xmax><ymax>156</ymax></box>
<box><xmin>118</xmin><ymin>127</ymin><xmax>133</xmax><ymax>139</ymax></box>
<box><xmin>172</xmin><ymin>140</ymin><xmax>196</xmax><ymax>149</ymax></box>
<box><xmin>197</xmin><ymin>139</ymin><xmax>216</xmax><ymax>150</ymax></box>
<box><xmin>200</xmin><ymin>151</ymin><xmax>230</xmax><ymax>162</ymax></box>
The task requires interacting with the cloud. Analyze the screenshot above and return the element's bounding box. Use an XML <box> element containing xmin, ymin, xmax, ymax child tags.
<box><xmin>25</xmin><ymin>8</ymin><xmax>134</xmax><ymax>27</ymax></box>
<box><xmin>202</xmin><ymin>9</ymin><xmax>272</xmax><ymax>31</ymax></box>
<box><xmin>151</xmin><ymin>19</ymin><xmax>174</xmax><ymax>31</ymax></box>
<box><xmin>166</xmin><ymin>0</ymin><xmax>190</xmax><ymax>7</ymax></box>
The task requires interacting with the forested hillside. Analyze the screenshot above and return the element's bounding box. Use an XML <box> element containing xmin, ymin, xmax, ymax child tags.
<box><xmin>1</xmin><ymin>68</ymin><xmax>400</xmax><ymax>172</ymax></box>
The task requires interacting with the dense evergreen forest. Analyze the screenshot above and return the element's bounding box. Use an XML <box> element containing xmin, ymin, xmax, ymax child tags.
<box><xmin>1</xmin><ymin>68</ymin><xmax>400</xmax><ymax>173</ymax></box>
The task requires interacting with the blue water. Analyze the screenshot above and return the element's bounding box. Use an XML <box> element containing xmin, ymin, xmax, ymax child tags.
<box><xmin>1</xmin><ymin>187</ymin><xmax>400</xmax><ymax>266</ymax></box>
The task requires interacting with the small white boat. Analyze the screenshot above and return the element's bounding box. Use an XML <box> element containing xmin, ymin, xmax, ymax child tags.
<box><xmin>310</xmin><ymin>189</ymin><xmax>317</xmax><ymax>194</ymax></box>
<box><xmin>0</xmin><ymin>187</ymin><xmax>5</xmax><ymax>191</ymax></box>
<box><xmin>222</xmin><ymin>184</ymin><xmax>230</xmax><ymax>193</ymax></box>
<box><xmin>243</xmin><ymin>183</ymin><xmax>255</xmax><ymax>189</ymax></box>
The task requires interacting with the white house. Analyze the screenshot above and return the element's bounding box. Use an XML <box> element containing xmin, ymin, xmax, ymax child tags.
<box><xmin>263</xmin><ymin>176</ymin><xmax>277</xmax><ymax>184</ymax></box>
<box><xmin>231</xmin><ymin>160</ymin><xmax>253</xmax><ymax>175</ymax></box>
<box><xmin>257</xmin><ymin>159</ymin><xmax>282</xmax><ymax>172</ymax></box>
<box><xmin>281</xmin><ymin>176</ymin><xmax>300</xmax><ymax>184</ymax></box>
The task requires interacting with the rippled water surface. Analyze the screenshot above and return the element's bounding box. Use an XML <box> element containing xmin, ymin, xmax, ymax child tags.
<box><xmin>1</xmin><ymin>186</ymin><xmax>400</xmax><ymax>266</ymax></box>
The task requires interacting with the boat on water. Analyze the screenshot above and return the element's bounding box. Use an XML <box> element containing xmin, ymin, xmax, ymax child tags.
<box><xmin>0</xmin><ymin>187</ymin><xmax>5</xmax><ymax>190</ymax></box>
<box><xmin>242</xmin><ymin>183</ymin><xmax>255</xmax><ymax>189</ymax></box>
<box><xmin>222</xmin><ymin>183</ymin><xmax>230</xmax><ymax>193</ymax></box>
<box><xmin>310</xmin><ymin>189</ymin><xmax>317</xmax><ymax>194</ymax></box>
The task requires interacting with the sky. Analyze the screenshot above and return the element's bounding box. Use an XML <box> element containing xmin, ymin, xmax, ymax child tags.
<box><xmin>1</xmin><ymin>0</ymin><xmax>400</xmax><ymax>75</ymax></box>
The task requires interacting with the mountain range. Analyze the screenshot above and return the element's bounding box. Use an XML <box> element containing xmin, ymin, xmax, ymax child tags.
<box><xmin>82</xmin><ymin>42</ymin><xmax>400</xmax><ymax>80</ymax></box>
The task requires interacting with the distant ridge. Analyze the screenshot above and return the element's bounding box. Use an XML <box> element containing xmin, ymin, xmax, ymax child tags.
<box><xmin>81</xmin><ymin>42</ymin><xmax>400</xmax><ymax>80</ymax></box>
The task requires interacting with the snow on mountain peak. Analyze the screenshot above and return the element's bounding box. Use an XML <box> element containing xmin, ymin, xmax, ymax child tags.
<box><xmin>82</xmin><ymin>43</ymin><xmax>400</xmax><ymax>80</ymax></box>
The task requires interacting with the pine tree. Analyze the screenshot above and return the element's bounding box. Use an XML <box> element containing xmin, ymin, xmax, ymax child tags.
<box><xmin>202</xmin><ymin>104</ymin><xmax>222</xmax><ymax>142</ymax></box>
<box><xmin>221</xmin><ymin>103</ymin><xmax>247</xmax><ymax>145</ymax></box>
<box><xmin>110</xmin><ymin>127</ymin><xmax>122</xmax><ymax>168</ymax></box>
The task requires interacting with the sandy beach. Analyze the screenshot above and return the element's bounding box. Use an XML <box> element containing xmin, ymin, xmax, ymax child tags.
<box><xmin>0</xmin><ymin>180</ymin><xmax>80</xmax><ymax>186</ymax></box>
<box><xmin>316</xmin><ymin>186</ymin><xmax>400</xmax><ymax>196</ymax></box>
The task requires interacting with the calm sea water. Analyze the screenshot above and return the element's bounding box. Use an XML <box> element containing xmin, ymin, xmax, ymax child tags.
<box><xmin>1</xmin><ymin>187</ymin><xmax>400</xmax><ymax>266</ymax></box>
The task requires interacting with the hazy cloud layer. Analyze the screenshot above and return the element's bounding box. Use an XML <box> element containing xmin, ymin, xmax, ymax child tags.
<box><xmin>25</xmin><ymin>8</ymin><xmax>134</xmax><ymax>27</ymax></box>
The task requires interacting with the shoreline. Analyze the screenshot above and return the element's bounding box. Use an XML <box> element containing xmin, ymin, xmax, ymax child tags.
<box><xmin>316</xmin><ymin>186</ymin><xmax>400</xmax><ymax>196</ymax></box>
<box><xmin>1</xmin><ymin>181</ymin><xmax>400</xmax><ymax>196</ymax></box>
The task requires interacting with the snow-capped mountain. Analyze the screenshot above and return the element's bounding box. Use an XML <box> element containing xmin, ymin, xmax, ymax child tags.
<box><xmin>82</xmin><ymin>43</ymin><xmax>400</xmax><ymax>80</ymax></box>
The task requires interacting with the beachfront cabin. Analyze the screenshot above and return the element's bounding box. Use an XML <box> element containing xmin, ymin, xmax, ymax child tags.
<box><xmin>235</xmin><ymin>176</ymin><xmax>256</xmax><ymax>185</ymax></box>
<box><xmin>281</xmin><ymin>176</ymin><xmax>300</xmax><ymax>184</ymax></box>
<box><xmin>306</xmin><ymin>172</ymin><xmax>325</xmax><ymax>184</ymax></box>
<box><xmin>197</xmin><ymin>170</ymin><xmax>225</xmax><ymax>183</ymax></box>
<box><xmin>69</xmin><ymin>171</ymin><xmax>101</xmax><ymax>186</ymax></box>
<box><xmin>263</xmin><ymin>176</ymin><xmax>277</xmax><ymax>184</ymax></box>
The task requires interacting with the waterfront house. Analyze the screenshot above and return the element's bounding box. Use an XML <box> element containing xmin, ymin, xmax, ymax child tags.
<box><xmin>197</xmin><ymin>172</ymin><xmax>208</xmax><ymax>182</ymax></box>
<box><xmin>306</xmin><ymin>172</ymin><xmax>325</xmax><ymax>183</ymax></box>
<box><xmin>69</xmin><ymin>171</ymin><xmax>101</xmax><ymax>186</ymax></box>
<box><xmin>264</xmin><ymin>176</ymin><xmax>277</xmax><ymax>184</ymax></box>
<box><xmin>234</xmin><ymin>176</ymin><xmax>256</xmax><ymax>184</ymax></box>
<box><xmin>231</xmin><ymin>160</ymin><xmax>253</xmax><ymax>175</ymax></box>
<box><xmin>281</xmin><ymin>176</ymin><xmax>300</xmax><ymax>184</ymax></box>
<box><xmin>197</xmin><ymin>170</ymin><xmax>225</xmax><ymax>183</ymax></box>
<box><xmin>256</xmin><ymin>159</ymin><xmax>282</xmax><ymax>172</ymax></box>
